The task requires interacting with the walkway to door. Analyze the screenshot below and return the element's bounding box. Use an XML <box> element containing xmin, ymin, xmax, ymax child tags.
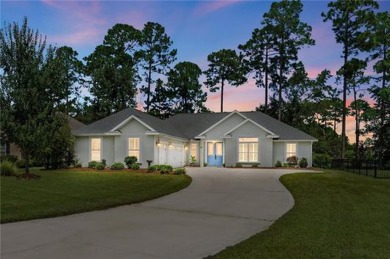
<box><xmin>1</xmin><ymin>168</ymin><xmax>319</xmax><ymax>259</ymax></box>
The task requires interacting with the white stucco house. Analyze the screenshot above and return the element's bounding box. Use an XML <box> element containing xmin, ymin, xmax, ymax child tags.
<box><xmin>72</xmin><ymin>108</ymin><xmax>317</xmax><ymax>168</ymax></box>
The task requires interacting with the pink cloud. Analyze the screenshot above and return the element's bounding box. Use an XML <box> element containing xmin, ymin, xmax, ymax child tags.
<box><xmin>41</xmin><ymin>0</ymin><xmax>107</xmax><ymax>46</ymax></box>
<box><xmin>193</xmin><ymin>0</ymin><xmax>242</xmax><ymax>17</ymax></box>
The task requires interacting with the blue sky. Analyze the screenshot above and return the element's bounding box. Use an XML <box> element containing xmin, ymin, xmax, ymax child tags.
<box><xmin>2</xmin><ymin>0</ymin><xmax>389</xmax><ymax>139</ymax></box>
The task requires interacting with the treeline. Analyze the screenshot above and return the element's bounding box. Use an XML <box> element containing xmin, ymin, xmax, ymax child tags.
<box><xmin>1</xmin><ymin>0</ymin><xmax>389</xmax><ymax>173</ymax></box>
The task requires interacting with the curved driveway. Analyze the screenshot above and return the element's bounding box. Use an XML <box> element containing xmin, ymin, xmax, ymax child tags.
<box><xmin>1</xmin><ymin>168</ymin><xmax>317</xmax><ymax>259</ymax></box>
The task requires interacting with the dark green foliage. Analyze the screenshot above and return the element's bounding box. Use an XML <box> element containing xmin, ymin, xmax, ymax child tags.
<box><xmin>260</xmin><ymin>0</ymin><xmax>315</xmax><ymax>121</ymax></box>
<box><xmin>101</xmin><ymin>159</ymin><xmax>107</xmax><ymax>167</ymax></box>
<box><xmin>84</xmin><ymin>23</ymin><xmax>140</xmax><ymax>121</ymax></box>
<box><xmin>322</xmin><ymin>0</ymin><xmax>379</xmax><ymax>158</ymax></box>
<box><xmin>88</xmin><ymin>161</ymin><xmax>99</xmax><ymax>169</ymax></box>
<box><xmin>275</xmin><ymin>160</ymin><xmax>282</xmax><ymax>167</ymax></box>
<box><xmin>0</xmin><ymin>155</ymin><xmax>18</xmax><ymax>163</ymax></box>
<box><xmin>95</xmin><ymin>163</ymin><xmax>105</xmax><ymax>170</ymax></box>
<box><xmin>299</xmin><ymin>157</ymin><xmax>308</xmax><ymax>168</ymax></box>
<box><xmin>1</xmin><ymin>161</ymin><xmax>16</xmax><ymax>176</ymax></box>
<box><xmin>313</xmin><ymin>153</ymin><xmax>332</xmax><ymax>169</ymax></box>
<box><xmin>204</xmin><ymin>49</ymin><xmax>247</xmax><ymax>112</ymax></box>
<box><xmin>130</xmin><ymin>163</ymin><xmax>140</xmax><ymax>170</ymax></box>
<box><xmin>138</xmin><ymin>22</ymin><xmax>177</xmax><ymax>112</ymax></box>
<box><xmin>173</xmin><ymin>168</ymin><xmax>186</xmax><ymax>175</ymax></box>
<box><xmin>235</xmin><ymin>163</ymin><xmax>243</xmax><ymax>168</ymax></box>
<box><xmin>110</xmin><ymin>162</ymin><xmax>125</xmax><ymax>170</ymax></box>
<box><xmin>286</xmin><ymin>156</ymin><xmax>298</xmax><ymax>166</ymax></box>
<box><xmin>149</xmin><ymin>62</ymin><xmax>208</xmax><ymax>118</ymax></box>
<box><xmin>35</xmin><ymin>113</ymin><xmax>74</xmax><ymax>169</ymax></box>
<box><xmin>124</xmin><ymin>156</ymin><xmax>138</xmax><ymax>169</ymax></box>
<box><xmin>0</xmin><ymin>18</ymin><xmax>78</xmax><ymax>174</ymax></box>
<box><xmin>148</xmin><ymin>164</ymin><xmax>173</xmax><ymax>174</ymax></box>
<box><xmin>15</xmin><ymin>160</ymin><xmax>26</xmax><ymax>169</ymax></box>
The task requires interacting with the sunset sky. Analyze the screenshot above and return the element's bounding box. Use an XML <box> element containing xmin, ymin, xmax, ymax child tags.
<box><xmin>2</xmin><ymin>0</ymin><xmax>389</xmax><ymax>142</ymax></box>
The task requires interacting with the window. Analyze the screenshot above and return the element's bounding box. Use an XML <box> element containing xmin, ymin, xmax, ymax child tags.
<box><xmin>128</xmin><ymin>138</ymin><xmax>140</xmax><ymax>160</ymax></box>
<box><xmin>190</xmin><ymin>143</ymin><xmax>198</xmax><ymax>160</ymax></box>
<box><xmin>91</xmin><ymin>138</ymin><xmax>101</xmax><ymax>161</ymax></box>
<box><xmin>286</xmin><ymin>143</ymin><xmax>296</xmax><ymax>158</ymax></box>
<box><xmin>238</xmin><ymin>138</ymin><xmax>258</xmax><ymax>162</ymax></box>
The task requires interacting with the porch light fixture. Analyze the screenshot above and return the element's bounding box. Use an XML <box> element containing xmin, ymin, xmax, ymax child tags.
<box><xmin>156</xmin><ymin>139</ymin><xmax>161</xmax><ymax>147</ymax></box>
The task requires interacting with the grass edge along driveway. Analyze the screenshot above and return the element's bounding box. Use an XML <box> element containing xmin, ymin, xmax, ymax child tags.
<box><xmin>1</xmin><ymin>170</ymin><xmax>192</xmax><ymax>223</ymax></box>
<box><xmin>211</xmin><ymin>170</ymin><xmax>390</xmax><ymax>259</ymax></box>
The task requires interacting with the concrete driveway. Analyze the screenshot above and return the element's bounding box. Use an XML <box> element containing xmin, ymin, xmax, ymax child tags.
<box><xmin>1</xmin><ymin>168</ymin><xmax>318</xmax><ymax>259</ymax></box>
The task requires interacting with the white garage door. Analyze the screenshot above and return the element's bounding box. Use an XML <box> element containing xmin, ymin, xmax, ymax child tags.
<box><xmin>159</xmin><ymin>143</ymin><xmax>185</xmax><ymax>167</ymax></box>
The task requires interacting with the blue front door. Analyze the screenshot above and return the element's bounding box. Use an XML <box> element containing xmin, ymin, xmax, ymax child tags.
<box><xmin>207</xmin><ymin>142</ymin><xmax>223</xmax><ymax>166</ymax></box>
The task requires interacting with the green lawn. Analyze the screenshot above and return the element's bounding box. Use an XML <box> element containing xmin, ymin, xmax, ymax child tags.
<box><xmin>211</xmin><ymin>170</ymin><xmax>390</xmax><ymax>258</ymax></box>
<box><xmin>1</xmin><ymin>170</ymin><xmax>191</xmax><ymax>223</ymax></box>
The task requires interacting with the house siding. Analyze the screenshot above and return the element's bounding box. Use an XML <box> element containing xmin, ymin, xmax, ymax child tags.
<box><xmin>273</xmin><ymin>141</ymin><xmax>313</xmax><ymax>167</ymax></box>
<box><xmin>74</xmin><ymin>137</ymin><xmax>89</xmax><ymax>167</ymax></box>
<box><xmin>114</xmin><ymin>119</ymin><xmax>154</xmax><ymax>168</ymax></box>
<box><xmin>225</xmin><ymin>122</ymin><xmax>273</xmax><ymax>167</ymax></box>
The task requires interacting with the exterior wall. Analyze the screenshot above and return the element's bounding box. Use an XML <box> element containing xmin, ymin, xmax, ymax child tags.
<box><xmin>102</xmin><ymin>137</ymin><xmax>115</xmax><ymax>166</ymax></box>
<box><xmin>74</xmin><ymin>137</ymin><xmax>90</xmax><ymax>167</ymax></box>
<box><xmin>273</xmin><ymin>141</ymin><xmax>313</xmax><ymax>167</ymax></box>
<box><xmin>204</xmin><ymin>113</ymin><xmax>246</xmax><ymax>139</ymax></box>
<box><xmin>224</xmin><ymin>122</ymin><xmax>273</xmax><ymax>167</ymax></box>
<box><xmin>114</xmin><ymin>119</ymin><xmax>154</xmax><ymax>168</ymax></box>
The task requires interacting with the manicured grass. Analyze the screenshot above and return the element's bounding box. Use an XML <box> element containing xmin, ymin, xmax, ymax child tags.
<box><xmin>212</xmin><ymin>170</ymin><xmax>390</xmax><ymax>258</ymax></box>
<box><xmin>1</xmin><ymin>169</ymin><xmax>191</xmax><ymax>223</ymax></box>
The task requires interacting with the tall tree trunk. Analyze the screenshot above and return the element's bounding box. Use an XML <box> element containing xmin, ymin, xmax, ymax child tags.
<box><xmin>378</xmin><ymin>42</ymin><xmax>387</xmax><ymax>166</ymax></box>
<box><xmin>341</xmin><ymin>18</ymin><xmax>349</xmax><ymax>159</ymax></box>
<box><xmin>265</xmin><ymin>48</ymin><xmax>269</xmax><ymax>111</ymax></box>
<box><xmin>278</xmin><ymin>56</ymin><xmax>283</xmax><ymax>121</ymax></box>
<box><xmin>354</xmin><ymin>88</ymin><xmax>359</xmax><ymax>159</ymax></box>
<box><xmin>146</xmin><ymin>63</ymin><xmax>152</xmax><ymax>113</ymax></box>
<box><xmin>221</xmin><ymin>80</ymin><xmax>224</xmax><ymax>113</ymax></box>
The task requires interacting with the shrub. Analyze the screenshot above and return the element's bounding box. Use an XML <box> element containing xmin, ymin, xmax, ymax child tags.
<box><xmin>236</xmin><ymin>163</ymin><xmax>242</xmax><ymax>168</ymax></box>
<box><xmin>313</xmin><ymin>153</ymin><xmax>332</xmax><ymax>168</ymax></box>
<box><xmin>124</xmin><ymin>156</ymin><xmax>138</xmax><ymax>169</ymax></box>
<box><xmin>88</xmin><ymin>161</ymin><xmax>99</xmax><ymax>168</ymax></box>
<box><xmin>148</xmin><ymin>164</ymin><xmax>173</xmax><ymax>174</ymax></box>
<box><xmin>0</xmin><ymin>155</ymin><xmax>18</xmax><ymax>163</ymax></box>
<box><xmin>275</xmin><ymin>160</ymin><xmax>282</xmax><ymax>167</ymax></box>
<box><xmin>189</xmin><ymin>156</ymin><xmax>196</xmax><ymax>165</ymax></box>
<box><xmin>130</xmin><ymin>163</ymin><xmax>140</xmax><ymax>170</ymax></box>
<box><xmin>148</xmin><ymin>165</ymin><xmax>157</xmax><ymax>172</ymax></box>
<box><xmin>15</xmin><ymin>159</ymin><xmax>26</xmax><ymax>168</ymax></box>
<box><xmin>110</xmin><ymin>162</ymin><xmax>125</xmax><ymax>170</ymax></box>
<box><xmin>174</xmin><ymin>168</ymin><xmax>186</xmax><ymax>175</ymax></box>
<box><xmin>1</xmin><ymin>161</ymin><xmax>17</xmax><ymax>176</ymax></box>
<box><xmin>283</xmin><ymin>163</ymin><xmax>289</xmax><ymax>168</ymax></box>
<box><xmin>251</xmin><ymin>163</ymin><xmax>259</xmax><ymax>168</ymax></box>
<box><xmin>95</xmin><ymin>163</ymin><xmax>105</xmax><ymax>170</ymax></box>
<box><xmin>286</xmin><ymin>156</ymin><xmax>298</xmax><ymax>165</ymax></box>
<box><xmin>74</xmin><ymin>163</ymin><xmax>82</xmax><ymax>168</ymax></box>
<box><xmin>299</xmin><ymin>157</ymin><xmax>308</xmax><ymax>168</ymax></box>
<box><xmin>101</xmin><ymin>159</ymin><xmax>107</xmax><ymax>167</ymax></box>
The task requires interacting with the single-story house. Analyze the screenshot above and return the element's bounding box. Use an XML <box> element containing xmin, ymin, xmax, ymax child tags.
<box><xmin>72</xmin><ymin>108</ymin><xmax>317</xmax><ymax>168</ymax></box>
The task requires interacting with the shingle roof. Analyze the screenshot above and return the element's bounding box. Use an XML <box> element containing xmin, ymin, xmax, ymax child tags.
<box><xmin>167</xmin><ymin>111</ymin><xmax>317</xmax><ymax>141</ymax></box>
<box><xmin>72</xmin><ymin>108</ymin><xmax>186</xmax><ymax>138</ymax></box>
<box><xmin>73</xmin><ymin>108</ymin><xmax>316</xmax><ymax>141</ymax></box>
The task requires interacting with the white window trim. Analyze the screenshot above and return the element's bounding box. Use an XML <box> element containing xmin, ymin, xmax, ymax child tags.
<box><xmin>285</xmin><ymin>143</ymin><xmax>297</xmax><ymax>159</ymax></box>
<box><xmin>90</xmin><ymin>137</ymin><xmax>102</xmax><ymax>162</ymax></box>
<box><xmin>237</xmin><ymin>137</ymin><xmax>259</xmax><ymax>163</ymax></box>
<box><xmin>128</xmin><ymin>136</ymin><xmax>141</xmax><ymax>161</ymax></box>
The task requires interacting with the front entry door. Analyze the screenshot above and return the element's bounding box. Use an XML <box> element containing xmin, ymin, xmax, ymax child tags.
<box><xmin>207</xmin><ymin>142</ymin><xmax>223</xmax><ymax>166</ymax></box>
